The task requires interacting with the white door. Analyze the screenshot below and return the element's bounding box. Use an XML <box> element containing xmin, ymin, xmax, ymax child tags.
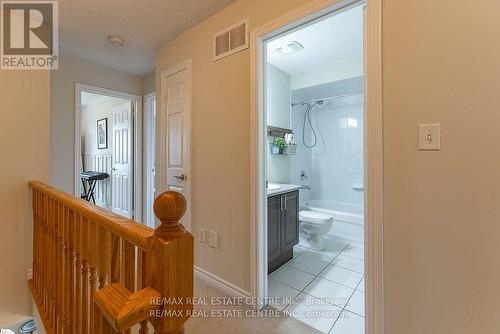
<box><xmin>112</xmin><ymin>101</ymin><xmax>133</xmax><ymax>218</ymax></box>
<box><xmin>144</xmin><ymin>94</ymin><xmax>156</xmax><ymax>227</ymax></box>
<box><xmin>164</xmin><ymin>68</ymin><xmax>190</xmax><ymax>229</ymax></box>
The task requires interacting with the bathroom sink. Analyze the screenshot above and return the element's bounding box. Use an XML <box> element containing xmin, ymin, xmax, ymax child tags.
<box><xmin>267</xmin><ymin>183</ymin><xmax>281</xmax><ymax>190</ymax></box>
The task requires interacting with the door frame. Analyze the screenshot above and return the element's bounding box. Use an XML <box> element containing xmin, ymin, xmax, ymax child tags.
<box><xmin>143</xmin><ymin>92</ymin><xmax>156</xmax><ymax>228</ymax></box>
<box><xmin>74</xmin><ymin>83</ymin><xmax>143</xmax><ymax>221</ymax></box>
<box><xmin>250</xmin><ymin>0</ymin><xmax>383</xmax><ymax>333</ymax></box>
<box><xmin>158</xmin><ymin>60</ymin><xmax>192</xmax><ymax>232</ymax></box>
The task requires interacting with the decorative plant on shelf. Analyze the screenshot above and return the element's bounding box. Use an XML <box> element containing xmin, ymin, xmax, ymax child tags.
<box><xmin>273</xmin><ymin>137</ymin><xmax>288</xmax><ymax>154</ymax></box>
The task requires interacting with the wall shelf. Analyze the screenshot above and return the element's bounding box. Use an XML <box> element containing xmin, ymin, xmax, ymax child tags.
<box><xmin>267</xmin><ymin>126</ymin><xmax>292</xmax><ymax>138</ymax></box>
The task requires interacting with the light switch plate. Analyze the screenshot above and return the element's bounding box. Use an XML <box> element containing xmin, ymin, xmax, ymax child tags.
<box><xmin>199</xmin><ymin>228</ymin><xmax>206</xmax><ymax>244</ymax></box>
<box><xmin>419</xmin><ymin>123</ymin><xmax>440</xmax><ymax>150</ymax></box>
<box><xmin>208</xmin><ymin>230</ymin><xmax>218</xmax><ymax>248</ymax></box>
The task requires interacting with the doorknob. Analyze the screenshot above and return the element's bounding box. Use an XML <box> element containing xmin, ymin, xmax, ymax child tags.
<box><xmin>111</xmin><ymin>167</ymin><xmax>117</xmax><ymax>171</ymax></box>
<box><xmin>174</xmin><ymin>174</ymin><xmax>186</xmax><ymax>181</ymax></box>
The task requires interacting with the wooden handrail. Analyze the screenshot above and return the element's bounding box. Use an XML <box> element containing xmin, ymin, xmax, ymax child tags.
<box><xmin>29</xmin><ymin>181</ymin><xmax>194</xmax><ymax>334</ymax></box>
<box><xmin>29</xmin><ymin>181</ymin><xmax>153</xmax><ymax>248</ymax></box>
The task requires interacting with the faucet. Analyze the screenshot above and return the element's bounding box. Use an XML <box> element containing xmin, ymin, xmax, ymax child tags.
<box><xmin>301</xmin><ymin>185</ymin><xmax>311</xmax><ymax>190</ymax></box>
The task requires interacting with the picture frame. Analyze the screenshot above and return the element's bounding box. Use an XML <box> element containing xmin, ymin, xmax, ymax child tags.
<box><xmin>97</xmin><ymin>118</ymin><xmax>108</xmax><ymax>149</ymax></box>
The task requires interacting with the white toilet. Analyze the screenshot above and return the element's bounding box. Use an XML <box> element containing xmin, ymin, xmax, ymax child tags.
<box><xmin>299</xmin><ymin>210</ymin><xmax>334</xmax><ymax>251</ymax></box>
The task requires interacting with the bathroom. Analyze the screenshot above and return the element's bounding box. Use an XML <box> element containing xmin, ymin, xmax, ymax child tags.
<box><xmin>265</xmin><ymin>5</ymin><xmax>365</xmax><ymax>333</ymax></box>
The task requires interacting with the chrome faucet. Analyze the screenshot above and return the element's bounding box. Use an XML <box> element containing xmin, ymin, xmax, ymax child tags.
<box><xmin>301</xmin><ymin>185</ymin><xmax>311</xmax><ymax>190</ymax></box>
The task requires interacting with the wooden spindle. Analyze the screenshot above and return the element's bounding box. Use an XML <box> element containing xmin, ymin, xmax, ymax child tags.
<box><xmin>138</xmin><ymin>250</ymin><xmax>149</xmax><ymax>334</ymax></box>
<box><xmin>32</xmin><ymin>189</ymin><xmax>38</xmax><ymax>295</ymax></box>
<box><xmin>42</xmin><ymin>193</ymin><xmax>47</xmax><ymax>313</ymax></box>
<box><xmin>75</xmin><ymin>213</ymin><xmax>83</xmax><ymax>334</ymax></box>
<box><xmin>57</xmin><ymin>202</ymin><xmax>65</xmax><ymax>334</ymax></box>
<box><xmin>63</xmin><ymin>206</ymin><xmax>71</xmax><ymax>333</ymax></box>
<box><xmin>89</xmin><ymin>221</ymin><xmax>98</xmax><ymax>334</ymax></box>
<box><xmin>48</xmin><ymin>197</ymin><xmax>55</xmax><ymax>329</ymax></box>
<box><xmin>124</xmin><ymin>241</ymin><xmax>136</xmax><ymax>292</ymax></box>
<box><xmin>81</xmin><ymin>218</ymin><xmax>90</xmax><ymax>334</ymax></box>
<box><xmin>139</xmin><ymin>320</ymin><xmax>149</xmax><ymax>334</ymax></box>
<box><xmin>52</xmin><ymin>200</ymin><xmax>59</xmax><ymax>333</ymax></box>
<box><xmin>111</xmin><ymin>234</ymin><xmax>121</xmax><ymax>284</ymax></box>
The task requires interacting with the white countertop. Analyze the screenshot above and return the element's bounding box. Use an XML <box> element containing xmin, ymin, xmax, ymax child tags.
<box><xmin>267</xmin><ymin>183</ymin><xmax>301</xmax><ymax>197</ymax></box>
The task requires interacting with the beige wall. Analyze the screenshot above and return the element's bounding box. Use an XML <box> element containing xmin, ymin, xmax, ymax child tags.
<box><xmin>51</xmin><ymin>53</ymin><xmax>143</xmax><ymax>194</ymax></box>
<box><xmin>155</xmin><ymin>0</ymin><xmax>311</xmax><ymax>294</ymax></box>
<box><xmin>383</xmin><ymin>1</ymin><xmax>500</xmax><ymax>333</ymax></box>
<box><xmin>0</xmin><ymin>70</ymin><xmax>50</xmax><ymax>315</ymax></box>
<box><xmin>156</xmin><ymin>0</ymin><xmax>500</xmax><ymax>332</ymax></box>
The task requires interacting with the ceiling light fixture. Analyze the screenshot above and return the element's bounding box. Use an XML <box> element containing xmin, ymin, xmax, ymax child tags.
<box><xmin>275</xmin><ymin>41</ymin><xmax>304</xmax><ymax>56</ymax></box>
<box><xmin>106</xmin><ymin>35</ymin><xmax>125</xmax><ymax>47</ymax></box>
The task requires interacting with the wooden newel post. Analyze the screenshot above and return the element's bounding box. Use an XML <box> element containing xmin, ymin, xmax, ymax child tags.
<box><xmin>147</xmin><ymin>191</ymin><xmax>194</xmax><ymax>334</ymax></box>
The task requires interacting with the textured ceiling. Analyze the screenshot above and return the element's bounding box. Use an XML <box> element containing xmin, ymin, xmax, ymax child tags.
<box><xmin>59</xmin><ymin>0</ymin><xmax>236</xmax><ymax>75</ymax></box>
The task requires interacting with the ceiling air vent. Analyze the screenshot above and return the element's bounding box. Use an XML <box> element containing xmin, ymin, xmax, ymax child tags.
<box><xmin>213</xmin><ymin>19</ymin><xmax>249</xmax><ymax>61</ymax></box>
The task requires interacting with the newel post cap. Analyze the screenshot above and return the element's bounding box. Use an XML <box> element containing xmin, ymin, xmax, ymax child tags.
<box><xmin>153</xmin><ymin>191</ymin><xmax>187</xmax><ymax>237</ymax></box>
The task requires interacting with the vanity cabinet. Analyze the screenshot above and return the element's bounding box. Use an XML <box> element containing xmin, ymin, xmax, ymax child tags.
<box><xmin>268</xmin><ymin>190</ymin><xmax>299</xmax><ymax>274</ymax></box>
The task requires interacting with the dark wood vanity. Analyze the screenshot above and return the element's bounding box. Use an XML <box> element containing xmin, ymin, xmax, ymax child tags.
<box><xmin>268</xmin><ymin>189</ymin><xmax>299</xmax><ymax>274</ymax></box>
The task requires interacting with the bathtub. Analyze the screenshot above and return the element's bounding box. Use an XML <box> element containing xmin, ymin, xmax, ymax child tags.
<box><xmin>302</xmin><ymin>200</ymin><xmax>364</xmax><ymax>244</ymax></box>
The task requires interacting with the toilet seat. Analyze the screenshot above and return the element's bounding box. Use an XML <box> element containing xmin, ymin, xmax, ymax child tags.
<box><xmin>299</xmin><ymin>210</ymin><xmax>333</xmax><ymax>224</ymax></box>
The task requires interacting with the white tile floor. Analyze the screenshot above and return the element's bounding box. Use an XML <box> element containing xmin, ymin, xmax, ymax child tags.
<box><xmin>268</xmin><ymin>236</ymin><xmax>365</xmax><ymax>334</ymax></box>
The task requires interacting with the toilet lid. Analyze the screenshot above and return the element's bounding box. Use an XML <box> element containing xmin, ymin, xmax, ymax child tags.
<box><xmin>299</xmin><ymin>210</ymin><xmax>333</xmax><ymax>223</ymax></box>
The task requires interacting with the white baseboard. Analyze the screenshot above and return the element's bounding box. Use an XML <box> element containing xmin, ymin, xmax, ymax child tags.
<box><xmin>194</xmin><ymin>266</ymin><xmax>251</xmax><ymax>300</ymax></box>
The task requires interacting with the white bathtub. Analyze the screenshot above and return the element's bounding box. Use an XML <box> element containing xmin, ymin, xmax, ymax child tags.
<box><xmin>302</xmin><ymin>200</ymin><xmax>364</xmax><ymax>244</ymax></box>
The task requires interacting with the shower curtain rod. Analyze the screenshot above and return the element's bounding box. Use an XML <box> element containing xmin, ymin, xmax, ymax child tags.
<box><xmin>291</xmin><ymin>91</ymin><xmax>364</xmax><ymax>106</ymax></box>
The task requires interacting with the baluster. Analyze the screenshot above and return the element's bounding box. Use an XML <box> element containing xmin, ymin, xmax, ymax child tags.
<box><xmin>139</xmin><ymin>321</ymin><xmax>149</xmax><ymax>334</ymax></box>
<box><xmin>124</xmin><ymin>241</ymin><xmax>136</xmax><ymax>292</ymax></box>
<box><xmin>101</xmin><ymin>320</ymin><xmax>117</xmax><ymax>334</ymax></box>
<box><xmin>47</xmin><ymin>197</ymin><xmax>54</xmax><ymax>329</ymax></box>
<box><xmin>40</xmin><ymin>195</ymin><xmax>47</xmax><ymax>311</ymax></box>
<box><xmin>31</xmin><ymin>189</ymin><xmax>38</xmax><ymax>295</ymax></box>
<box><xmin>89</xmin><ymin>221</ymin><xmax>98</xmax><ymax>334</ymax></box>
<box><xmin>122</xmin><ymin>240</ymin><xmax>136</xmax><ymax>334</ymax></box>
<box><xmin>111</xmin><ymin>234</ymin><xmax>121</xmax><ymax>284</ymax></box>
<box><xmin>63</xmin><ymin>206</ymin><xmax>70</xmax><ymax>333</ymax></box>
<box><xmin>51</xmin><ymin>200</ymin><xmax>58</xmax><ymax>333</ymax></box>
<box><xmin>51</xmin><ymin>198</ymin><xmax>58</xmax><ymax>329</ymax></box>
<box><xmin>94</xmin><ymin>225</ymin><xmax>110</xmax><ymax>333</ymax></box>
<box><xmin>56</xmin><ymin>202</ymin><xmax>65</xmax><ymax>334</ymax></box>
<box><xmin>81</xmin><ymin>217</ymin><xmax>90</xmax><ymax>334</ymax></box>
<box><xmin>138</xmin><ymin>249</ymin><xmax>149</xmax><ymax>334</ymax></box>
<box><xmin>75</xmin><ymin>213</ymin><xmax>83</xmax><ymax>334</ymax></box>
<box><xmin>70</xmin><ymin>210</ymin><xmax>77</xmax><ymax>333</ymax></box>
<box><xmin>52</xmin><ymin>200</ymin><xmax>60</xmax><ymax>334</ymax></box>
<box><xmin>35</xmin><ymin>190</ymin><xmax>40</xmax><ymax>297</ymax></box>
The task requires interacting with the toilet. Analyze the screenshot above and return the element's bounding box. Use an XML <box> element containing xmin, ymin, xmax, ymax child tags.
<box><xmin>299</xmin><ymin>210</ymin><xmax>334</xmax><ymax>251</ymax></box>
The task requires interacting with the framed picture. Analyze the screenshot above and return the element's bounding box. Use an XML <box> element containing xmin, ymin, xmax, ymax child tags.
<box><xmin>97</xmin><ymin>118</ymin><xmax>108</xmax><ymax>149</ymax></box>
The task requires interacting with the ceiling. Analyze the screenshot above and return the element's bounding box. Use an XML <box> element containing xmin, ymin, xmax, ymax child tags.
<box><xmin>59</xmin><ymin>0</ymin><xmax>236</xmax><ymax>75</ymax></box>
<box><xmin>267</xmin><ymin>5</ymin><xmax>364</xmax><ymax>75</ymax></box>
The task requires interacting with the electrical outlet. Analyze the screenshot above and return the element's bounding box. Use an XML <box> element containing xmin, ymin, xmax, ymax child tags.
<box><xmin>208</xmin><ymin>230</ymin><xmax>218</xmax><ymax>249</ymax></box>
<box><xmin>27</xmin><ymin>268</ymin><xmax>33</xmax><ymax>280</ymax></box>
<box><xmin>199</xmin><ymin>228</ymin><xmax>206</xmax><ymax>244</ymax></box>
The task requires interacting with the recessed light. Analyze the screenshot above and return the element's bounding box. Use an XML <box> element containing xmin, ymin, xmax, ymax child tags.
<box><xmin>106</xmin><ymin>35</ymin><xmax>125</xmax><ymax>47</ymax></box>
<box><xmin>275</xmin><ymin>41</ymin><xmax>304</xmax><ymax>56</ymax></box>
